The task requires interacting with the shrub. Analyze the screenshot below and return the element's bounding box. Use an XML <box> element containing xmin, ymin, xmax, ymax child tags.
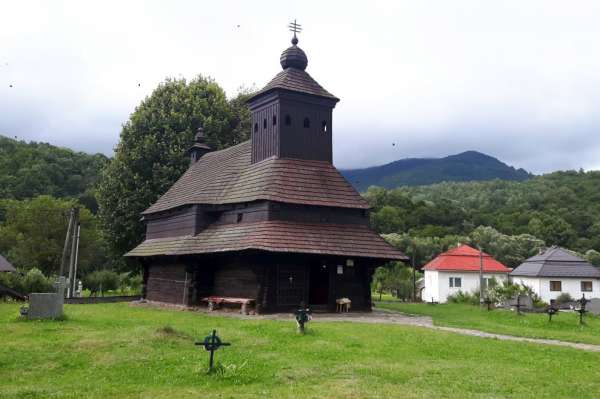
<box><xmin>555</xmin><ymin>292</ymin><xmax>574</xmax><ymax>304</ymax></box>
<box><xmin>129</xmin><ymin>274</ymin><xmax>143</xmax><ymax>293</ymax></box>
<box><xmin>489</xmin><ymin>281</ymin><xmax>546</xmax><ymax>308</ymax></box>
<box><xmin>84</xmin><ymin>270</ymin><xmax>119</xmax><ymax>296</ymax></box>
<box><xmin>0</xmin><ymin>270</ymin><xmax>25</xmax><ymax>295</ymax></box>
<box><xmin>22</xmin><ymin>268</ymin><xmax>54</xmax><ymax>294</ymax></box>
<box><xmin>447</xmin><ymin>291</ymin><xmax>480</xmax><ymax>305</ymax></box>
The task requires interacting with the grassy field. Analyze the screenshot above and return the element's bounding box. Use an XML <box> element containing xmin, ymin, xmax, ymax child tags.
<box><xmin>375</xmin><ymin>301</ymin><xmax>600</xmax><ymax>345</ymax></box>
<box><xmin>2</xmin><ymin>303</ymin><xmax>600</xmax><ymax>399</ymax></box>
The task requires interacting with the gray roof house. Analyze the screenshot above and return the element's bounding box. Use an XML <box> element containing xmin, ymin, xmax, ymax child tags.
<box><xmin>0</xmin><ymin>255</ymin><xmax>16</xmax><ymax>273</ymax></box>
<box><xmin>510</xmin><ymin>247</ymin><xmax>600</xmax><ymax>302</ymax></box>
<box><xmin>511</xmin><ymin>247</ymin><xmax>600</xmax><ymax>278</ymax></box>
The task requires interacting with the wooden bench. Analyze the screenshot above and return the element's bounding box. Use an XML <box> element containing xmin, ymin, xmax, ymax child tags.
<box><xmin>202</xmin><ymin>296</ymin><xmax>255</xmax><ymax>315</ymax></box>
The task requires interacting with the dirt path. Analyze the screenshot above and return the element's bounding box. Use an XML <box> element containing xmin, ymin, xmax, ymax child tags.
<box><xmin>134</xmin><ymin>301</ymin><xmax>600</xmax><ymax>352</ymax></box>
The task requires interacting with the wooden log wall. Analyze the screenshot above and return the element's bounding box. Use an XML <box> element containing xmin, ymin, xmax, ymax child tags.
<box><xmin>145</xmin><ymin>262</ymin><xmax>189</xmax><ymax>304</ymax></box>
<box><xmin>212</xmin><ymin>262</ymin><xmax>259</xmax><ymax>299</ymax></box>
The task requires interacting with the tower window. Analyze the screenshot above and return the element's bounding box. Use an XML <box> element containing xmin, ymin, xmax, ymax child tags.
<box><xmin>303</xmin><ymin>118</ymin><xmax>310</xmax><ymax>128</ymax></box>
<box><xmin>254</xmin><ymin>123</ymin><xmax>258</xmax><ymax>133</ymax></box>
<box><xmin>321</xmin><ymin>120</ymin><xmax>328</xmax><ymax>133</ymax></box>
<box><xmin>285</xmin><ymin>115</ymin><xmax>292</xmax><ymax>126</ymax></box>
<box><xmin>237</xmin><ymin>213</ymin><xmax>243</xmax><ymax>223</ymax></box>
<box><xmin>272</xmin><ymin>115</ymin><xmax>277</xmax><ymax>125</ymax></box>
<box><xmin>263</xmin><ymin>118</ymin><xmax>267</xmax><ymax>129</ymax></box>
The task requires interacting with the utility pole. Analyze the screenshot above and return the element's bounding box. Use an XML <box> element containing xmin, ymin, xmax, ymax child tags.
<box><xmin>70</xmin><ymin>223</ymin><xmax>81</xmax><ymax>297</ymax></box>
<box><xmin>59</xmin><ymin>208</ymin><xmax>75</xmax><ymax>278</ymax></box>
<box><xmin>412</xmin><ymin>244</ymin><xmax>417</xmax><ymax>302</ymax></box>
<box><xmin>479</xmin><ymin>246</ymin><xmax>484</xmax><ymax>305</ymax></box>
<box><xmin>67</xmin><ymin>207</ymin><xmax>80</xmax><ymax>298</ymax></box>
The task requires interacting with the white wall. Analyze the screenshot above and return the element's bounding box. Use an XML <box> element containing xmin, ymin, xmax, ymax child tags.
<box><xmin>423</xmin><ymin>270</ymin><xmax>508</xmax><ymax>303</ymax></box>
<box><xmin>513</xmin><ymin>276</ymin><xmax>600</xmax><ymax>302</ymax></box>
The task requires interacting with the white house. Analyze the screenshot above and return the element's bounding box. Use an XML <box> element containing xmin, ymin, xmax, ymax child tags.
<box><xmin>422</xmin><ymin>244</ymin><xmax>511</xmax><ymax>303</ymax></box>
<box><xmin>510</xmin><ymin>247</ymin><xmax>600</xmax><ymax>303</ymax></box>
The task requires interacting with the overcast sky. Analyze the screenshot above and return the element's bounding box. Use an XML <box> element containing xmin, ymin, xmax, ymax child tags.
<box><xmin>2</xmin><ymin>1</ymin><xmax>600</xmax><ymax>173</ymax></box>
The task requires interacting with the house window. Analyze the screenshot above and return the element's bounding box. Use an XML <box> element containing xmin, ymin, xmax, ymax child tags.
<box><xmin>303</xmin><ymin>117</ymin><xmax>310</xmax><ymax>128</ymax></box>
<box><xmin>263</xmin><ymin>118</ymin><xmax>267</xmax><ymax>129</ymax></box>
<box><xmin>321</xmin><ymin>120</ymin><xmax>328</xmax><ymax>133</ymax></box>
<box><xmin>236</xmin><ymin>213</ymin><xmax>243</xmax><ymax>223</ymax></box>
<box><xmin>272</xmin><ymin>115</ymin><xmax>277</xmax><ymax>126</ymax></box>
<box><xmin>581</xmin><ymin>281</ymin><xmax>593</xmax><ymax>292</ymax></box>
<box><xmin>285</xmin><ymin>115</ymin><xmax>292</xmax><ymax>126</ymax></box>
<box><xmin>254</xmin><ymin>123</ymin><xmax>258</xmax><ymax>133</ymax></box>
<box><xmin>449</xmin><ymin>277</ymin><xmax>462</xmax><ymax>288</ymax></box>
<box><xmin>549</xmin><ymin>281</ymin><xmax>562</xmax><ymax>292</ymax></box>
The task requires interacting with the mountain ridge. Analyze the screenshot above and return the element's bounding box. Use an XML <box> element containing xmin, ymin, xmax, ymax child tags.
<box><xmin>340</xmin><ymin>150</ymin><xmax>531</xmax><ymax>191</ymax></box>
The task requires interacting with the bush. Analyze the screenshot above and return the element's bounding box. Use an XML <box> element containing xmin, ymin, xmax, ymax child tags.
<box><xmin>22</xmin><ymin>268</ymin><xmax>54</xmax><ymax>294</ymax></box>
<box><xmin>555</xmin><ymin>292</ymin><xmax>574</xmax><ymax>304</ymax></box>
<box><xmin>84</xmin><ymin>270</ymin><xmax>119</xmax><ymax>296</ymax></box>
<box><xmin>447</xmin><ymin>291</ymin><xmax>480</xmax><ymax>305</ymax></box>
<box><xmin>489</xmin><ymin>281</ymin><xmax>546</xmax><ymax>308</ymax></box>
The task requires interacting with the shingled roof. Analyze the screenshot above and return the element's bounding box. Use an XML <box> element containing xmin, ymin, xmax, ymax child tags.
<box><xmin>143</xmin><ymin>140</ymin><xmax>369</xmax><ymax>214</ymax></box>
<box><xmin>250</xmin><ymin>67</ymin><xmax>338</xmax><ymax>101</ymax></box>
<box><xmin>511</xmin><ymin>246</ymin><xmax>600</xmax><ymax>278</ymax></box>
<box><xmin>423</xmin><ymin>244</ymin><xmax>511</xmax><ymax>273</ymax></box>
<box><xmin>126</xmin><ymin>220</ymin><xmax>407</xmax><ymax>260</ymax></box>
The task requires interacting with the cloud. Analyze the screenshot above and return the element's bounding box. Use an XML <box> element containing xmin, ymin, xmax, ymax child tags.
<box><xmin>1</xmin><ymin>0</ymin><xmax>600</xmax><ymax>174</ymax></box>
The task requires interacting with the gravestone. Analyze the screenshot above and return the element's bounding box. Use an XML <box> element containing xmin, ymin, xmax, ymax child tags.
<box><xmin>26</xmin><ymin>277</ymin><xmax>66</xmax><ymax>320</ymax></box>
<box><xmin>586</xmin><ymin>298</ymin><xmax>600</xmax><ymax>315</ymax></box>
<box><xmin>507</xmin><ymin>295</ymin><xmax>533</xmax><ymax>312</ymax></box>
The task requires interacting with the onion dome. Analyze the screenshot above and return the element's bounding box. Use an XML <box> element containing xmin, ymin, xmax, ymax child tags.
<box><xmin>186</xmin><ymin>125</ymin><xmax>212</xmax><ymax>164</ymax></box>
<box><xmin>280</xmin><ymin>36</ymin><xmax>308</xmax><ymax>70</ymax></box>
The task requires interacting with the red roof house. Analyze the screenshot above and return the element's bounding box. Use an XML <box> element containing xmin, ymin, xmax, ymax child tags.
<box><xmin>423</xmin><ymin>244</ymin><xmax>511</xmax><ymax>273</ymax></box>
<box><xmin>422</xmin><ymin>245</ymin><xmax>511</xmax><ymax>303</ymax></box>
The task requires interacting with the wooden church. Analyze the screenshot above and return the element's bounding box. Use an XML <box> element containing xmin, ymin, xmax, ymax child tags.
<box><xmin>126</xmin><ymin>28</ymin><xmax>407</xmax><ymax>312</ymax></box>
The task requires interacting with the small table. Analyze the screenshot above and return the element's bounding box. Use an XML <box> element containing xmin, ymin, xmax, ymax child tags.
<box><xmin>336</xmin><ymin>298</ymin><xmax>351</xmax><ymax>312</ymax></box>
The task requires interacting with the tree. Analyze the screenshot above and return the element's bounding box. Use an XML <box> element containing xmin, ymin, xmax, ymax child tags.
<box><xmin>0</xmin><ymin>196</ymin><xmax>105</xmax><ymax>276</ymax></box>
<box><xmin>585</xmin><ymin>250</ymin><xmax>600</xmax><ymax>267</ymax></box>
<box><xmin>97</xmin><ymin>76</ymin><xmax>252</xmax><ymax>263</ymax></box>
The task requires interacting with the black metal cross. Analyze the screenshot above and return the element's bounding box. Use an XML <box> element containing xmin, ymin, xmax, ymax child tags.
<box><xmin>288</xmin><ymin>19</ymin><xmax>302</xmax><ymax>36</ymax></box>
<box><xmin>483</xmin><ymin>297</ymin><xmax>492</xmax><ymax>311</ymax></box>
<box><xmin>195</xmin><ymin>329</ymin><xmax>230</xmax><ymax>372</ymax></box>
<box><xmin>576</xmin><ymin>294</ymin><xmax>589</xmax><ymax>325</ymax></box>
<box><xmin>295</xmin><ymin>302</ymin><xmax>311</xmax><ymax>334</ymax></box>
<box><xmin>547</xmin><ymin>305</ymin><xmax>558</xmax><ymax>322</ymax></box>
<box><xmin>514</xmin><ymin>295</ymin><xmax>524</xmax><ymax>315</ymax></box>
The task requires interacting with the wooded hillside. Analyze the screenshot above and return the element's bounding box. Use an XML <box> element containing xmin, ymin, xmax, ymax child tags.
<box><xmin>0</xmin><ymin>135</ymin><xmax>108</xmax><ymax>211</ymax></box>
<box><xmin>368</xmin><ymin>170</ymin><xmax>600</xmax><ymax>268</ymax></box>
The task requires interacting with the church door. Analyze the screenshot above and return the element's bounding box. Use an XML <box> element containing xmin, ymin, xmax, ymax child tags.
<box><xmin>276</xmin><ymin>265</ymin><xmax>306</xmax><ymax>306</ymax></box>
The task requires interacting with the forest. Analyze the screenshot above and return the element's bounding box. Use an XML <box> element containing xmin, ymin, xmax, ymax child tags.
<box><xmin>367</xmin><ymin>171</ymin><xmax>600</xmax><ymax>270</ymax></box>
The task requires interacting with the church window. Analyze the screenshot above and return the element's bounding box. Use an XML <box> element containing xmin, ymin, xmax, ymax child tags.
<box><xmin>285</xmin><ymin>115</ymin><xmax>292</xmax><ymax>126</ymax></box>
<box><xmin>303</xmin><ymin>117</ymin><xmax>310</xmax><ymax>128</ymax></box>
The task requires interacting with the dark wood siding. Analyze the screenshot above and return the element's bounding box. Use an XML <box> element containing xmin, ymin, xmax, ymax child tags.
<box><xmin>212</xmin><ymin>263</ymin><xmax>259</xmax><ymax>298</ymax></box>
<box><xmin>268</xmin><ymin>202</ymin><xmax>368</xmax><ymax>225</ymax></box>
<box><xmin>251</xmin><ymin>102</ymin><xmax>280</xmax><ymax>163</ymax></box>
<box><xmin>146</xmin><ymin>206</ymin><xmax>217</xmax><ymax>239</ymax></box>
<box><xmin>214</xmin><ymin>202</ymin><xmax>270</xmax><ymax>225</ymax></box>
<box><xmin>145</xmin><ymin>262</ymin><xmax>189</xmax><ymax>304</ymax></box>
<box><xmin>279</xmin><ymin>100</ymin><xmax>332</xmax><ymax>163</ymax></box>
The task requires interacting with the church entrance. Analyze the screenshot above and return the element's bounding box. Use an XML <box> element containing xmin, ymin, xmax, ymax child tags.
<box><xmin>309</xmin><ymin>263</ymin><xmax>329</xmax><ymax>305</ymax></box>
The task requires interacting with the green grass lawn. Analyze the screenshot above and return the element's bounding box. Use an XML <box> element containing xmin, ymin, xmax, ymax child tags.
<box><xmin>2</xmin><ymin>303</ymin><xmax>600</xmax><ymax>399</ymax></box>
<box><xmin>376</xmin><ymin>301</ymin><xmax>600</xmax><ymax>345</ymax></box>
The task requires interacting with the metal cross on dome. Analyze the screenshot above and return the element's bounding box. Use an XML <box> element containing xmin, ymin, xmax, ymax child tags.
<box><xmin>288</xmin><ymin>19</ymin><xmax>302</xmax><ymax>43</ymax></box>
